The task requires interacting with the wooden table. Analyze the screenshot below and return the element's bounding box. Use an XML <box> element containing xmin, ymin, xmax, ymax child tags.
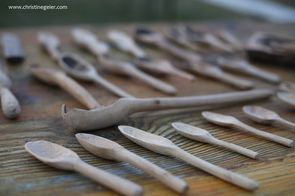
<box><xmin>0</xmin><ymin>22</ymin><xmax>295</xmax><ymax>196</ymax></box>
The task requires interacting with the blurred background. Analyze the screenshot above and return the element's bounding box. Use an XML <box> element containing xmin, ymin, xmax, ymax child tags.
<box><xmin>1</xmin><ymin>0</ymin><xmax>295</xmax><ymax>28</ymax></box>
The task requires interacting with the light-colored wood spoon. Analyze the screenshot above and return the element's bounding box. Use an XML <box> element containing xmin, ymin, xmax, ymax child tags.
<box><xmin>0</xmin><ymin>63</ymin><xmax>21</xmax><ymax>119</ymax></box>
<box><xmin>277</xmin><ymin>92</ymin><xmax>295</xmax><ymax>108</ymax></box>
<box><xmin>118</xmin><ymin>125</ymin><xmax>259</xmax><ymax>191</ymax></box>
<box><xmin>76</xmin><ymin>133</ymin><xmax>188</xmax><ymax>193</ymax></box>
<box><xmin>202</xmin><ymin>111</ymin><xmax>294</xmax><ymax>147</ymax></box>
<box><xmin>72</xmin><ymin>28</ymin><xmax>177</xmax><ymax>95</ymax></box>
<box><xmin>135</xmin><ymin>28</ymin><xmax>254</xmax><ymax>90</ymax></box>
<box><xmin>25</xmin><ymin>140</ymin><xmax>143</xmax><ymax>196</ymax></box>
<box><xmin>61</xmin><ymin>89</ymin><xmax>273</xmax><ymax>132</ymax></box>
<box><xmin>31</xmin><ymin>66</ymin><xmax>100</xmax><ymax>109</ymax></box>
<box><xmin>172</xmin><ymin>122</ymin><xmax>259</xmax><ymax>159</ymax></box>
<box><xmin>243</xmin><ymin>105</ymin><xmax>295</xmax><ymax>130</ymax></box>
<box><xmin>216</xmin><ymin>57</ymin><xmax>281</xmax><ymax>83</ymax></box>
<box><xmin>39</xmin><ymin>32</ymin><xmax>133</xmax><ymax>98</ymax></box>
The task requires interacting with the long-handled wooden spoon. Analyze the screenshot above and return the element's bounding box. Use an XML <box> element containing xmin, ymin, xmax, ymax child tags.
<box><xmin>38</xmin><ymin>32</ymin><xmax>133</xmax><ymax>98</ymax></box>
<box><xmin>135</xmin><ymin>28</ymin><xmax>254</xmax><ymax>90</ymax></box>
<box><xmin>216</xmin><ymin>57</ymin><xmax>281</xmax><ymax>83</ymax></box>
<box><xmin>243</xmin><ymin>105</ymin><xmax>295</xmax><ymax>130</ymax></box>
<box><xmin>118</xmin><ymin>126</ymin><xmax>259</xmax><ymax>191</ymax></box>
<box><xmin>25</xmin><ymin>140</ymin><xmax>143</xmax><ymax>196</ymax></box>
<box><xmin>76</xmin><ymin>133</ymin><xmax>188</xmax><ymax>193</ymax></box>
<box><xmin>172</xmin><ymin>122</ymin><xmax>259</xmax><ymax>159</ymax></box>
<box><xmin>61</xmin><ymin>89</ymin><xmax>273</xmax><ymax>132</ymax></box>
<box><xmin>202</xmin><ymin>111</ymin><xmax>294</xmax><ymax>147</ymax></box>
<box><xmin>108</xmin><ymin>30</ymin><xmax>195</xmax><ymax>80</ymax></box>
<box><xmin>31</xmin><ymin>66</ymin><xmax>100</xmax><ymax>109</ymax></box>
<box><xmin>0</xmin><ymin>62</ymin><xmax>21</xmax><ymax>119</ymax></box>
<box><xmin>277</xmin><ymin>92</ymin><xmax>295</xmax><ymax>109</ymax></box>
<box><xmin>72</xmin><ymin>28</ymin><xmax>177</xmax><ymax>95</ymax></box>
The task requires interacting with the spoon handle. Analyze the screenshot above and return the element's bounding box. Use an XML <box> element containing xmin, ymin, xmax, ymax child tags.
<box><xmin>55</xmin><ymin>72</ymin><xmax>100</xmax><ymax>109</ymax></box>
<box><xmin>127</xmin><ymin>66</ymin><xmax>177</xmax><ymax>94</ymax></box>
<box><xmin>236</xmin><ymin>122</ymin><xmax>294</xmax><ymax>147</ymax></box>
<box><xmin>210</xmin><ymin>138</ymin><xmax>258</xmax><ymax>159</ymax></box>
<box><xmin>118</xmin><ymin>149</ymin><xmax>188</xmax><ymax>193</ymax></box>
<box><xmin>0</xmin><ymin>87</ymin><xmax>21</xmax><ymax>119</ymax></box>
<box><xmin>165</xmin><ymin>66</ymin><xmax>195</xmax><ymax>81</ymax></box>
<box><xmin>92</xmin><ymin>74</ymin><xmax>134</xmax><ymax>98</ymax></box>
<box><xmin>73</xmin><ymin>160</ymin><xmax>143</xmax><ymax>196</ymax></box>
<box><xmin>171</xmin><ymin>147</ymin><xmax>259</xmax><ymax>191</ymax></box>
<box><xmin>277</xmin><ymin>118</ymin><xmax>295</xmax><ymax>131</ymax></box>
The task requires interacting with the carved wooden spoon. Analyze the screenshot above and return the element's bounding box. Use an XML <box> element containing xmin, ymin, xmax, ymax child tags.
<box><xmin>243</xmin><ymin>105</ymin><xmax>295</xmax><ymax>130</ymax></box>
<box><xmin>108</xmin><ymin>30</ymin><xmax>195</xmax><ymax>80</ymax></box>
<box><xmin>118</xmin><ymin>126</ymin><xmax>259</xmax><ymax>191</ymax></box>
<box><xmin>25</xmin><ymin>140</ymin><xmax>143</xmax><ymax>196</ymax></box>
<box><xmin>61</xmin><ymin>89</ymin><xmax>273</xmax><ymax>132</ymax></box>
<box><xmin>202</xmin><ymin>111</ymin><xmax>294</xmax><ymax>147</ymax></box>
<box><xmin>277</xmin><ymin>92</ymin><xmax>295</xmax><ymax>109</ymax></box>
<box><xmin>172</xmin><ymin>122</ymin><xmax>259</xmax><ymax>159</ymax></box>
<box><xmin>76</xmin><ymin>133</ymin><xmax>188</xmax><ymax>193</ymax></box>
<box><xmin>31</xmin><ymin>66</ymin><xmax>100</xmax><ymax>109</ymax></box>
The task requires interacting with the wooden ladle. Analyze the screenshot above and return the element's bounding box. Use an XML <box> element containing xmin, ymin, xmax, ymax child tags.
<box><xmin>25</xmin><ymin>140</ymin><xmax>143</xmax><ymax>196</ymax></box>
<box><xmin>76</xmin><ymin>133</ymin><xmax>188</xmax><ymax>193</ymax></box>
<box><xmin>243</xmin><ymin>105</ymin><xmax>295</xmax><ymax>130</ymax></box>
<box><xmin>172</xmin><ymin>122</ymin><xmax>259</xmax><ymax>159</ymax></box>
<box><xmin>72</xmin><ymin>28</ymin><xmax>177</xmax><ymax>95</ymax></box>
<box><xmin>118</xmin><ymin>125</ymin><xmax>259</xmax><ymax>191</ymax></box>
<box><xmin>31</xmin><ymin>66</ymin><xmax>100</xmax><ymax>109</ymax></box>
<box><xmin>135</xmin><ymin>28</ymin><xmax>254</xmax><ymax>90</ymax></box>
<box><xmin>108</xmin><ymin>30</ymin><xmax>195</xmax><ymax>80</ymax></box>
<box><xmin>39</xmin><ymin>32</ymin><xmax>133</xmax><ymax>98</ymax></box>
<box><xmin>277</xmin><ymin>92</ymin><xmax>295</xmax><ymax>109</ymax></box>
<box><xmin>202</xmin><ymin>111</ymin><xmax>294</xmax><ymax>147</ymax></box>
<box><xmin>61</xmin><ymin>89</ymin><xmax>273</xmax><ymax>132</ymax></box>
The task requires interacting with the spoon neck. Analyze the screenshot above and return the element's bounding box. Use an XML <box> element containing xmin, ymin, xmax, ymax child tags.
<box><xmin>276</xmin><ymin>117</ymin><xmax>295</xmax><ymax>130</ymax></box>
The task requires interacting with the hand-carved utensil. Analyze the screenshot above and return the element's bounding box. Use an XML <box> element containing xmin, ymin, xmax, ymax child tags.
<box><xmin>76</xmin><ymin>133</ymin><xmax>188</xmax><ymax>193</ymax></box>
<box><xmin>172</xmin><ymin>122</ymin><xmax>259</xmax><ymax>159</ymax></box>
<box><xmin>118</xmin><ymin>125</ymin><xmax>259</xmax><ymax>191</ymax></box>
<box><xmin>0</xmin><ymin>62</ymin><xmax>21</xmax><ymax>118</ymax></box>
<box><xmin>31</xmin><ymin>66</ymin><xmax>100</xmax><ymax>109</ymax></box>
<box><xmin>38</xmin><ymin>32</ymin><xmax>133</xmax><ymax>98</ymax></box>
<box><xmin>1</xmin><ymin>33</ymin><xmax>25</xmax><ymax>63</ymax></box>
<box><xmin>216</xmin><ymin>57</ymin><xmax>280</xmax><ymax>83</ymax></box>
<box><xmin>243</xmin><ymin>105</ymin><xmax>295</xmax><ymax>130</ymax></box>
<box><xmin>61</xmin><ymin>89</ymin><xmax>273</xmax><ymax>132</ymax></box>
<box><xmin>108</xmin><ymin>30</ymin><xmax>195</xmax><ymax>80</ymax></box>
<box><xmin>135</xmin><ymin>28</ymin><xmax>254</xmax><ymax>90</ymax></box>
<box><xmin>202</xmin><ymin>111</ymin><xmax>294</xmax><ymax>147</ymax></box>
<box><xmin>25</xmin><ymin>140</ymin><xmax>143</xmax><ymax>196</ymax></box>
<box><xmin>72</xmin><ymin>28</ymin><xmax>177</xmax><ymax>95</ymax></box>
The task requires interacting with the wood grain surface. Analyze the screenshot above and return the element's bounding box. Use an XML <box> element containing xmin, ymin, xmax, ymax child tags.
<box><xmin>0</xmin><ymin>22</ymin><xmax>295</xmax><ymax>196</ymax></box>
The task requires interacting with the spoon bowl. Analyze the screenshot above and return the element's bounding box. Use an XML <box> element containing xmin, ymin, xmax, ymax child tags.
<box><xmin>25</xmin><ymin>140</ymin><xmax>79</xmax><ymax>170</ymax></box>
<box><xmin>202</xmin><ymin>111</ymin><xmax>238</xmax><ymax>127</ymax></box>
<box><xmin>277</xmin><ymin>92</ymin><xmax>295</xmax><ymax>108</ymax></box>
<box><xmin>172</xmin><ymin>122</ymin><xmax>213</xmax><ymax>142</ymax></box>
<box><xmin>243</xmin><ymin>105</ymin><xmax>279</xmax><ymax>124</ymax></box>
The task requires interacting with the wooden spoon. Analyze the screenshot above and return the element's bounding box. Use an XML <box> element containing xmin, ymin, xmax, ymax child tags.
<box><xmin>277</xmin><ymin>92</ymin><xmax>295</xmax><ymax>108</ymax></box>
<box><xmin>135</xmin><ymin>28</ymin><xmax>254</xmax><ymax>90</ymax></box>
<box><xmin>108</xmin><ymin>30</ymin><xmax>195</xmax><ymax>80</ymax></box>
<box><xmin>25</xmin><ymin>140</ymin><xmax>143</xmax><ymax>196</ymax></box>
<box><xmin>76</xmin><ymin>133</ymin><xmax>188</xmax><ymax>193</ymax></box>
<box><xmin>72</xmin><ymin>28</ymin><xmax>177</xmax><ymax>95</ymax></box>
<box><xmin>0</xmin><ymin>63</ymin><xmax>21</xmax><ymax>119</ymax></box>
<box><xmin>61</xmin><ymin>89</ymin><xmax>273</xmax><ymax>132</ymax></box>
<box><xmin>202</xmin><ymin>111</ymin><xmax>294</xmax><ymax>147</ymax></box>
<box><xmin>215</xmin><ymin>30</ymin><xmax>243</xmax><ymax>51</ymax></box>
<box><xmin>172</xmin><ymin>122</ymin><xmax>259</xmax><ymax>159</ymax></box>
<box><xmin>243</xmin><ymin>105</ymin><xmax>295</xmax><ymax>130</ymax></box>
<box><xmin>31</xmin><ymin>66</ymin><xmax>100</xmax><ymax>109</ymax></box>
<box><xmin>216</xmin><ymin>57</ymin><xmax>281</xmax><ymax>83</ymax></box>
<box><xmin>118</xmin><ymin>126</ymin><xmax>259</xmax><ymax>191</ymax></box>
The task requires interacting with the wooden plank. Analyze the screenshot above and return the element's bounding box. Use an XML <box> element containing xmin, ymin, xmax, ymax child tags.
<box><xmin>0</xmin><ymin>22</ymin><xmax>295</xmax><ymax>195</ymax></box>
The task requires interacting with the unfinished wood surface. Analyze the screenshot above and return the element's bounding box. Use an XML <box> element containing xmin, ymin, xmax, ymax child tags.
<box><xmin>0</xmin><ymin>22</ymin><xmax>295</xmax><ymax>196</ymax></box>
